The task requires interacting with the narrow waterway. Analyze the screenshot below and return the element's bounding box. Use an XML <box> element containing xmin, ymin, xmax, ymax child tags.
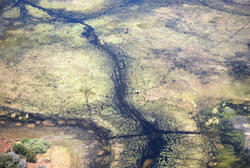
<box><xmin>6</xmin><ymin>0</ymin><xmax>165</xmax><ymax>166</ymax></box>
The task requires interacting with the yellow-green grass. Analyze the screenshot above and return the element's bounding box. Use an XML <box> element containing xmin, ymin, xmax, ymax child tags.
<box><xmin>39</xmin><ymin>0</ymin><xmax>109</xmax><ymax>13</ymax></box>
<box><xmin>26</xmin><ymin>4</ymin><xmax>52</xmax><ymax>19</ymax></box>
<box><xmin>0</xmin><ymin>22</ymin><xmax>113</xmax><ymax>118</ymax></box>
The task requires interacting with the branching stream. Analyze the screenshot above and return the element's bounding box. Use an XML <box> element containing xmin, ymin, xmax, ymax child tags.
<box><xmin>17</xmin><ymin>1</ymin><xmax>166</xmax><ymax>166</ymax></box>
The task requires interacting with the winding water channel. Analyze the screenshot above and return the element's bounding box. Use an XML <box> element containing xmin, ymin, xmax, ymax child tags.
<box><xmin>1</xmin><ymin>0</ymin><xmax>249</xmax><ymax>167</ymax></box>
<box><xmin>6</xmin><ymin>0</ymin><xmax>165</xmax><ymax>166</ymax></box>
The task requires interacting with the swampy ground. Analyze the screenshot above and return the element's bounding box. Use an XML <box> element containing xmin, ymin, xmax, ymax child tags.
<box><xmin>0</xmin><ymin>0</ymin><xmax>250</xmax><ymax>168</ymax></box>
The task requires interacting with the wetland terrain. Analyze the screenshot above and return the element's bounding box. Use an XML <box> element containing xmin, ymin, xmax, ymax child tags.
<box><xmin>0</xmin><ymin>0</ymin><xmax>250</xmax><ymax>167</ymax></box>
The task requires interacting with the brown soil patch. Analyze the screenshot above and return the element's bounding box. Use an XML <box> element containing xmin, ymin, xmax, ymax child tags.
<box><xmin>26</xmin><ymin>123</ymin><xmax>36</xmax><ymax>128</ymax></box>
<box><xmin>15</xmin><ymin>122</ymin><xmax>22</xmax><ymax>126</ymax></box>
<box><xmin>0</xmin><ymin>137</ymin><xmax>13</xmax><ymax>153</ymax></box>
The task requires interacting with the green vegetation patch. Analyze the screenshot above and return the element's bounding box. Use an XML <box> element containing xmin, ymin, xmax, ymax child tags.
<box><xmin>13</xmin><ymin>137</ymin><xmax>50</xmax><ymax>162</ymax></box>
<box><xmin>20</xmin><ymin>137</ymin><xmax>50</xmax><ymax>154</ymax></box>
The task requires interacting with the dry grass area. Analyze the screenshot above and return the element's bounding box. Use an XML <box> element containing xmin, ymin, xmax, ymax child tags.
<box><xmin>0</xmin><ymin>43</ymin><xmax>112</xmax><ymax>115</ymax></box>
<box><xmin>38</xmin><ymin>0</ymin><xmax>124</xmax><ymax>14</ymax></box>
<box><xmin>39</xmin><ymin>0</ymin><xmax>105</xmax><ymax>13</ymax></box>
<box><xmin>27</xmin><ymin>146</ymin><xmax>72</xmax><ymax>168</ymax></box>
<box><xmin>26</xmin><ymin>4</ymin><xmax>52</xmax><ymax>20</ymax></box>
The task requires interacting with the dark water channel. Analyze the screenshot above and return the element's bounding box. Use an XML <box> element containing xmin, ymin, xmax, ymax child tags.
<box><xmin>1</xmin><ymin>0</ymin><xmax>249</xmax><ymax>167</ymax></box>
<box><xmin>10</xmin><ymin>0</ymin><xmax>166</xmax><ymax>167</ymax></box>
